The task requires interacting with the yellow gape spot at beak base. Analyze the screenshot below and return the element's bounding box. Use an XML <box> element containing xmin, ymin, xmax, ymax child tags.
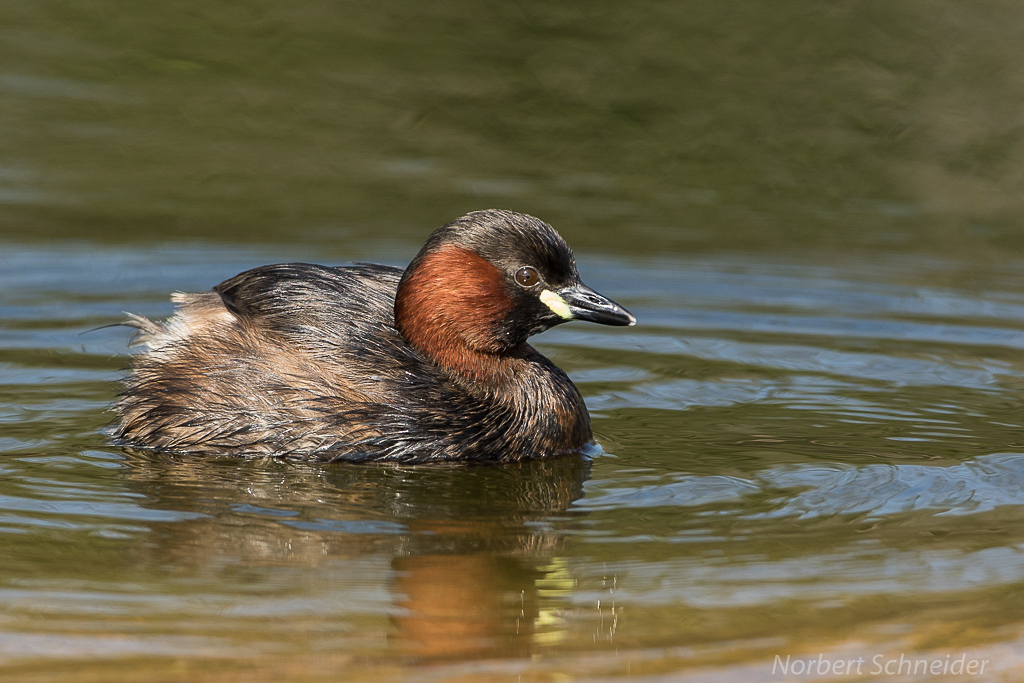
<box><xmin>540</xmin><ymin>290</ymin><xmax>573</xmax><ymax>319</ymax></box>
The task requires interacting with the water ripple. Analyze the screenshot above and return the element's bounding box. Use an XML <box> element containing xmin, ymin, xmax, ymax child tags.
<box><xmin>580</xmin><ymin>452</ymin><xmax>1024</xmax><ymax>521</ymax></box>
<box><xmin>759</xmin><ymin>452</ymin><xmax>1024</xmax><ymax>519</ymax></box>
<box><xmin>0</xmin><ymin>494</ymin><xmax>207</xmax><ymax>523</ymax></box>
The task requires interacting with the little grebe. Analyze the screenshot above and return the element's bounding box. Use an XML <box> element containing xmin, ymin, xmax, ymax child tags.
<box><xmin>114</xmin><ymin>209</ymin><xmax>635</xmax><ymax>462</ymax></box>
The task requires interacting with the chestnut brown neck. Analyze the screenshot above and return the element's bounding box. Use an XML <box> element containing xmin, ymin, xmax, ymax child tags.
<box><xmin>395</xmin><ymin>246</ymin><xmax>520</xmax><ymax>388</ymax></box>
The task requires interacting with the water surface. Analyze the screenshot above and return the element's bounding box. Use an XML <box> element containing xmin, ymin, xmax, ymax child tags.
<box><xmin>5</xmin><ymin>243</ymin><xmax>1024</xmax><ymax>681</ymax></box>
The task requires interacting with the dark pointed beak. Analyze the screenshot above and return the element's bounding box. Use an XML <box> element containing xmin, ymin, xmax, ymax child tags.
<box><xmin>553</xmin><ymin>283</ymin><xmax>636</xmax><ymax>327</ymax></box>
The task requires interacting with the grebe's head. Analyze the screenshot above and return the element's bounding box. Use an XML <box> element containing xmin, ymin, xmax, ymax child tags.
<box><xmin>395</xmin><ymin>210</ymin><xmax>634</xmax><ymax>376</ymax></box>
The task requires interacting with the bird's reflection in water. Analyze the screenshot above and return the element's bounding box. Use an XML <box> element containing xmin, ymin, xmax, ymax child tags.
<box><xmin>120</xmin><ymin>451</ymin><xmax>590</xmax><ymax>660</ymax></box>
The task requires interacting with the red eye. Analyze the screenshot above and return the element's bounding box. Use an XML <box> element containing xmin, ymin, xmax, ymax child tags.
<box><xmin>515</xmin><ymin>267</ymin><xmax>539</xmax><ymax>287</ymax></box>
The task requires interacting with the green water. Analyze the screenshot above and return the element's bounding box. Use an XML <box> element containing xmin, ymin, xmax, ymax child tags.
<box><xmin>4</xmin><ymin>1</ymin><xmax>1024</xmax><ymax>681</ymax></box>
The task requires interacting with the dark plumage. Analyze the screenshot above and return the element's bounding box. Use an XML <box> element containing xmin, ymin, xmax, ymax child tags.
<box><xmin>113</xmin><ymin>209</ymin><xmax>635</xmax><ymax>462</ymax></box>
